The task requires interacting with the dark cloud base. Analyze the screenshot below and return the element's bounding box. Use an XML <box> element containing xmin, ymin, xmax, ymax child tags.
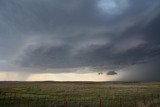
<box><xmin>0</xmin><ymin>0</ymin><xmax>160</xmax><ymax>80</ymax></box>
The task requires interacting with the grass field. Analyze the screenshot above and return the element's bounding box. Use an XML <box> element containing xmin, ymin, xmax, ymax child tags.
<box><xmin>0</xmin><ymin>81</ymin><xmax>160</xmax><ymax>107</ymax></box>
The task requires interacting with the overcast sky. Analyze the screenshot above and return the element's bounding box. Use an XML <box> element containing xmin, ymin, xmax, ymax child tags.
<box><xmin>0</xmin><ymin>0</ymin><xmax>160</xmax><ymax>81</ymax></box>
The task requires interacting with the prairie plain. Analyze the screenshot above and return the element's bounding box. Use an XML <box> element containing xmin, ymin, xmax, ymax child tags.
<box><xmin>0</xmin><ymin>81</ymin><xmax>160</xmax><ymax>107</ymax></box>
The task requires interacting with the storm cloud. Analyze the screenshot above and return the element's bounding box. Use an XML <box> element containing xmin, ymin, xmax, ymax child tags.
<box><xmin>0</xmin><ymin>0</ymin><xmax>160</xmax><ymax>80</ymax></box>
<box><xmin>107</xmin><ymin>71</ymin><xmax>117</xmax><ymax>75</ymax></box>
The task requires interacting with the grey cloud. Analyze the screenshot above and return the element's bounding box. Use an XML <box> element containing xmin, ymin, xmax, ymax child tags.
<box><xmin>13</xmin><ymin>1</ymin><xmax>160</xmax><ymax>69</ymax></box>
<box><xmin>107</xmin><ymin>71</ymin><xmax>117</xmax><ymax>75</ymax></box>
<box><xmin>0</xmin><ymin>0</ymin><xmax>160</xmax><ymax>80</ymax></box>
<box><xmin>119</xmin><ymin>56</ymin><xmax>160</xmax><ymax>81</ymax></box>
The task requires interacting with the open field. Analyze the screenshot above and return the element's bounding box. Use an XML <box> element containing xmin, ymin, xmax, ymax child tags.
<box><xmin>0</xmin><ymin>81</ymin><xmax>160</xmax><ymax>107</ymax></box>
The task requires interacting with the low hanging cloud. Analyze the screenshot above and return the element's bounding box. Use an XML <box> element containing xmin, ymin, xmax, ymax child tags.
<box><xmin>0</xmin><ymin>0</ymin><xmax>160</xmax><ymax>80</ymax></box>
<box><xmin>107</xmin><ymin>71</ymin><xmax>118</xmax><ymax>75</ymax></box>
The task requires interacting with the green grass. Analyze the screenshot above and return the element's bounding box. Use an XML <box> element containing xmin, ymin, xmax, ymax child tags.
<box><xmin>0</xmin><ymin>81</ymin><xmax>160</xmax><ymax>107</ymax></box>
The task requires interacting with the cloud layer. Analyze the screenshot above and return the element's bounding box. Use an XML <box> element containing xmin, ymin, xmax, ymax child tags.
<box><xmin>0</xmin><ymin>0</ymin><xmax>160</xmax><ymax>80</ymax></box>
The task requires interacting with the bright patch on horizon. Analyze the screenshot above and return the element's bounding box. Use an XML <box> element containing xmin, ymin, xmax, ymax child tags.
<box><xmin>26</xmin><ymin>73</ymin><xmax>118</xmax><ymax>81</ymax></box>
<box><xmin>0</xmin><ymin>71</ymin><xmax>119</xmax><ymax>81</ymax></box>
<box><xmin>0</xmin><ymin>72</ymin><xmax>28</xmax><ymax>81</ymax></box>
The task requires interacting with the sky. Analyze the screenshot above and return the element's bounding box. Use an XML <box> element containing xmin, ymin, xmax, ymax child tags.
<box><xmin>0</xmin><ymin>0</ymin><xmax>160</xmax><ymax>81</ymax></box>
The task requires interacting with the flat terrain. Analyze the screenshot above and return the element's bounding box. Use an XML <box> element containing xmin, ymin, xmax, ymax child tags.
<box><xmin>0</xmin><ymin>81</ymin><xmax>160</xmax><ymax>107</ymax></box>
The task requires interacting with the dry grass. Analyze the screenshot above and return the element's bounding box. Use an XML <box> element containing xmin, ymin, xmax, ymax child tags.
<box><xmin>0</xmin><ymin>81</ymin><xmax>160</xmax><ymax>107</ymax></box>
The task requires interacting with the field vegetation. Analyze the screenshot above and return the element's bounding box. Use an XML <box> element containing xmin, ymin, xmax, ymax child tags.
<box><xmin>0</xmin><ymin>81</ymin><xmax>160</xmax><ymax>107</ymax></box>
